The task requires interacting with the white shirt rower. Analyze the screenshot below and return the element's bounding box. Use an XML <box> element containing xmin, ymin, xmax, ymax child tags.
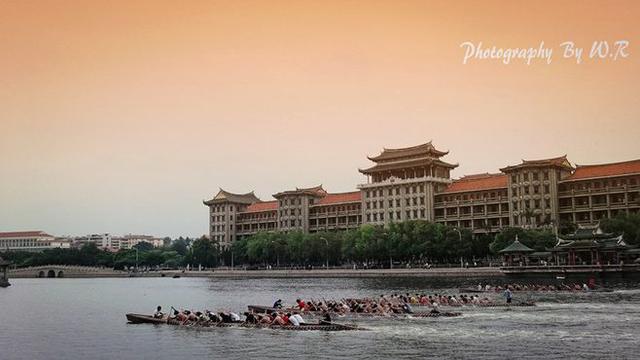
<box><xmin>290</xmin><ymin>314</ymin><xmax>305</xmax><ymax>326</ymax></box>
<box><xmin>289</xmin><ymin>315</ymin><xmax>300</xmax><ymax>326</ymax></box>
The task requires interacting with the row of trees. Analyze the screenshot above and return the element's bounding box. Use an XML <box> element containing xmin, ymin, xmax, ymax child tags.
<box><xmin>3</xmin><ymin>214</ymin><xmax>639</xmax><ymax>269</ymax></box>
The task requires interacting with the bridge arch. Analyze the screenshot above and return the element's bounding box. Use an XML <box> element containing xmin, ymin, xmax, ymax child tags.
<box><xmin>57</xmin><ymin>270</ymin><xmax>64</xmax><ymax>278</ymax></box>
<box><xmin>47</xmin><ymin>270</ymin><xmax>56</xmax><ymax>278</ymax></box>
<box><xmin>38</xmin><ymin>270</ymin><xmax>45</xmax><ymax>278</ymax></box>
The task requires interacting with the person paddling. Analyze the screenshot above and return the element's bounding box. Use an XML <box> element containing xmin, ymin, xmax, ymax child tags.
<box><xmin>153</xmin><ymin>306</ymin><xmax>164</xmax><ymax>319</ymax></box>
<box><xmin>273</xmin><ymin>299</ymin><xmax>283</xmax><ymax>309</ymax></box>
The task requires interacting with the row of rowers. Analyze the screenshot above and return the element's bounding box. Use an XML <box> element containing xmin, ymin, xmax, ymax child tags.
<box><xmin>154</xmin><ymin>306</ymin><xmax>312</xmax><ymax>326</ymax></box>
<box><xmin>275</xmin><ymin>297</ymin><xmax>423</xmax><ymax>314</ymax></box>
<box><xmin>278</xmin><ymin>294</ymin><xmax>500</xmax><ymax>313</ymax></box>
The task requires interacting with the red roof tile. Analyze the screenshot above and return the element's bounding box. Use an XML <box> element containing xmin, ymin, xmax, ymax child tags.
<box><xmin>316</xmin><ymin>191</ymin><xmax>362</xmax><ymax>205</ymax></box>
<box><xmin>243</xmin><ymin>201</ymin><xmax>278</xmax><ymax>212</ymax></box>
<box><xmin>564</xmin><ymin>159</ymin><xmax>640</xmax><ymax>181</ymax></box>
<box><xmin>442</xmin><ymin>173</ymin><xmax>508</xmax><ymax>193</ymax></box>
<box><xmin>0</xmin><ymin>231</ymin><xmax>53</xmax><ymax>238</ymax></box>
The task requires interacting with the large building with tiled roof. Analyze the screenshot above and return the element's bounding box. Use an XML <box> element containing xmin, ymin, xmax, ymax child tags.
<box><xmin>204</xmin><ymin>142</ymin><xmax>640</xmax><ymax>245</ymax></box>
<box><xmin>0</xmin><ymin>231</ymin><xmax>70</xmax><ymax>251</ymax></box>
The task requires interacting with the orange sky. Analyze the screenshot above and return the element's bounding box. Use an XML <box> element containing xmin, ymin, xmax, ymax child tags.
<box><xmin>1</xmin><ymin>0</ymin><xmax>639</xmax><ymax>237</ymax></box>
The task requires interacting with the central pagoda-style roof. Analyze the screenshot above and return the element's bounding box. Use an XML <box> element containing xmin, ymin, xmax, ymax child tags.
<box><xmin>367</xmin><ymin>141</ymin><xmax>449</xmax><ymax>162</ymax></box>
<box><xmin>203</xmin><ymin>189</ymin><xmax>260</xmax><ymax>206</ymax></box>
<box><xmin>500</xmin><ymin>155</ymin><xmax>574</xmax><ymax>173</ymax></box>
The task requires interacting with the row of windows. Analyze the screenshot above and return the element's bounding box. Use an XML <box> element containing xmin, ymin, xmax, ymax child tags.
<box><xmin>280</xmin><ymin>219</ymin><xmax>302</xmax><ymax>228</ymax></box>
<box><xmin>365</xmin><ymin>185</ymin><xmax>425</xmax><ymax>198</ymax></box>
<box><xmin>559</xmin><ymin>177</ymin><xmax>639</xmax><ymax>191</ymax></box>
<box><xmin>511</xmin><ymin>170</ymin><xmax>550</xmax><ymax>183</ymax></box>
<box><xmin>211</xmin><ymin>224</ymin><xmax>226</xmax><ymax>232</ymax></box>
<box><xmin>279</xmin><ymin>198</ymin><xmax>304</xmax><ymax>206</ymax></box>
<box><xmin>211</xmin><ymin>205</ymin><xmax>234</xmax><ymax>213</ymax></box>
<box><xmin>513</xmin><ymin>199</ymin><xmax>552</xmax><ymax>210</ymax></box>
<box><xmin>280</xmin><ymin>208</ymin><xmax>303</xmax><ymax>216</ymax></box>
<box><xmin>511</xmin><ymin>185</ymin><xmax>551</xmax><ymax>196</ymax></box>
<box><xmin>212</xmin><ymin>215</ymin><xmax>232</xmax><ymax>222</ymax></box>
<box><xmin>365</xmin><ymin>208</ymin><xmax>426</xmax><ymax>222</ymax></box>
<box><xmin>310</xmin><ymin>204</ymin><xmax>360</xmax><ymax>213</ymax></box>
<box><xmin>437</xmin><ymin>190</ymin><xmax>508</xmax><ymax>202</ymax></box>
<box><xmin>0</xmin><ymin>239</ymin><xmax>51</xmax><ymax>248</ymax></box>
<box><xmin>366</xmin><ymin>197</ymin><xmax>425</xmax><ymax>209</ymax></box>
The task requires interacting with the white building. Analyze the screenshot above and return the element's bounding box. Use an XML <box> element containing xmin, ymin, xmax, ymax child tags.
<box><xmin>0</xmin><ymin>231</ymin><xmax>71</xmax><ymax>251</ymax></box>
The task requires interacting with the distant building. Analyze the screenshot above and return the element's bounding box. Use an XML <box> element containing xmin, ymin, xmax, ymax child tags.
<box><xmin>0</xmin><ymin>231</ymin><xmax>71</xmax><ymax>251</ymax></box>
<box><xmin>111</xmin><ymin>234</ymin><xmax>163</xmax><ymax>251</ymax></box>
<box><xmin>72</xmin><ymin>233</ymin><xmax>112</xmax><ymax>249</ymax></box>
<box><xmin>204</xmin><ymin>141</ymin><xmax>640</xmax><ymax>247</ymax></box>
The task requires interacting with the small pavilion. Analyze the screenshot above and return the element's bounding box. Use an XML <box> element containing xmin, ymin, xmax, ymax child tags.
<box><xmin>499</xmin><ymin>236</ymin><xmax>535</xmax><ymax>266</ymax></box>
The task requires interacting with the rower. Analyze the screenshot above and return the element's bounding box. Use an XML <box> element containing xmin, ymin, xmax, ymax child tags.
<box><xmin>273</xmin><ymin>299</ymin><xmax>283</xmax><ymax>309</ymax></box>
<box><xmin>296</xmin><ymin>298</ymin><xmax>306</xmax><ymax>311</ymax></box>
<box><xmin>320</xmin><ymin>312</ymin><xmax>332</xmax><ymax>325</ymax></box>
<box><xmin>290</xmin><ymin>312</ymin><xmax>305</xmax><ymax>326</ymax></box>
<box><xmin>153</xmin><ymin>306</ymin><xmax>164</xmax><ymax>319</ymax></box>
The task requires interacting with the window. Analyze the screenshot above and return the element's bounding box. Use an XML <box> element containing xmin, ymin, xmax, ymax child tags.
<box><xmin>543</xmin><ymin>171</ymin><xmax>549</xmax><ymax>180</ymax></box>
<box><xmin>389</xmin><ymin>200</ymin><xmax>393</xmax><ymax>207</ymax></box>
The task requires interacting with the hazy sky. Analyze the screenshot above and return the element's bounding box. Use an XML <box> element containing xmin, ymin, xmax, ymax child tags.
<box><xmin>1</xmin><ymin>0</ymin><xmax>639</xmax><ymax>238</ymax></box>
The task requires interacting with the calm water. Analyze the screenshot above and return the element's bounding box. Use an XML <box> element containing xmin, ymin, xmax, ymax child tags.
<box><xmin>1</xmin><ymin>276</ymin><xmax>640</xmax><ymax>360</ymax></box>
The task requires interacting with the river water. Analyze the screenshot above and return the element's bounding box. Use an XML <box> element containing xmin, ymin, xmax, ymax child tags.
<box><xmin>1</xmin><ymin>276</ymin><xmax>639</xmax><ymax>359</ymax></box>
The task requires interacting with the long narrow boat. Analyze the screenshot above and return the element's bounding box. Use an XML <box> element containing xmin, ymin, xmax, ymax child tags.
<box><xmin>411</xmin><ymin>302</ymin><xmax>536</xmax><ymax>309</ymax></box>
<box><xmin>247</xmin><ymin>305</ymin><xmax>462</xmax><ymax>318</ymax></box>
<box><xmin>126</xmin><ymin>313</ymin><xmax>364</xmax><ymax>331</ymax></box>
<box><xmin>127</xmin><ymin>313</ymin><xmax>167</xmax><ymax>324</ymax></box>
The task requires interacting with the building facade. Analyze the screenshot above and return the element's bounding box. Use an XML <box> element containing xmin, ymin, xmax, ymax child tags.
<box><xmin>0</xmin><ymin>231</ymin><xmax>71</xmax><ymax>251</ymax></box>
<box><xmin>204</xmin><ymin>141</ymin><xmax>640</xmax><ymax>246</ymax></box>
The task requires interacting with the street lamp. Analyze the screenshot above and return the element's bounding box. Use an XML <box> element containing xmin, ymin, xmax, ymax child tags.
<box><xmin>269</xmin><ymin>239</ymin><xmax>280</xmax><ymax>268</ymax></box>
<box><xmin>453</xmin><ymin>228</ymin><xmax>463</xmax><ymax>268</ymax></box>
<box><xmin>320</xmin><ymin>237</ymin><xmax>329</xmax><ymax>269</ymax></box>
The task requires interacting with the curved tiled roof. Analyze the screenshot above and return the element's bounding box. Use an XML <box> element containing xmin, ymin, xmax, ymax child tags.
<box><xmin>367</xmin><ymin>141</ymin><xmax>449</xmax><ymax>162</ymax></box>
<box><xmin>500</xmin><ymin>155</ymin><xmax>573</xmax><ymax>172</ymax></box>
<box><xmin>203</xmin><ymin>189</ymin><xmax>260</xmax><ymax>205</ymax></box>
<box><xmin>442</xmin><ymin>173</ymin><xmax>507</xmax><ymax>193</ymax></box>
<box><xmin>316</xmin><ymin>191</ymin><xmax>361</xmax><ymax>205</ymax></box>
<box><xmin>563</xmin><ymin>159</ymin><xmax>640</xmax><ymax>181</ymax></box>
<box><xmin>243</xmin><ymin>201</ymin><xmax>278</xmax><ymax>213</ymax></box>
<box><xmin>273</xmin><ymin>185</ymin><xmax>326</xmax><ymax>198</ymax></box>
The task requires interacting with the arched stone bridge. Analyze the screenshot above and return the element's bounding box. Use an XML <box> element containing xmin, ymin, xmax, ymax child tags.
<box><xmin>9</xmin><ymin>265</ymin><xmax>120</xmax><ymax>278</ymax></box>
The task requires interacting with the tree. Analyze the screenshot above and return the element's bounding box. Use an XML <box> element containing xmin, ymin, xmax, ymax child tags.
<box><xmin>133</xmin><ymin>241</ymin><xmax>154</xmax><ymax>252</ymax></box>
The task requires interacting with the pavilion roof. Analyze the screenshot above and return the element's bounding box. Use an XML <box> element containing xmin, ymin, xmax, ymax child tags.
<box><xmin>561</xmin><ymin>159</ymin><xmax>640</xmax><ymax>182</ymax></box>
<box><xmin>553</xmin><ymin>235</ymin><xmax>626</xmax><ymax>250</ymax></box>
<box><xmin>366</xmin><ymin>141</ymin><xmax>449</xmax><ymax>162</ymax></box>
<box><xmin>499</xmin><ymin>239</ymin><xmax>535</xmax><ymax>253</ymax></box>
<box><xmin>500</xmin><ymin>155</ymin><xmax>574</xmax><ymax>173</ymax></box>
<box><xmin>359</xmin><ymin>157</ymin><xmax>458</xmax><ymax>174</ymax></box>
<box><xmin>442</xmin><ymin>173</ymin><xmax>508</xmax><ymax>193</ymax></box>
<box><xmin>203</xmin><ymin>189</ymin><xmax>260</xmax><ymax>206</ymax></box>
